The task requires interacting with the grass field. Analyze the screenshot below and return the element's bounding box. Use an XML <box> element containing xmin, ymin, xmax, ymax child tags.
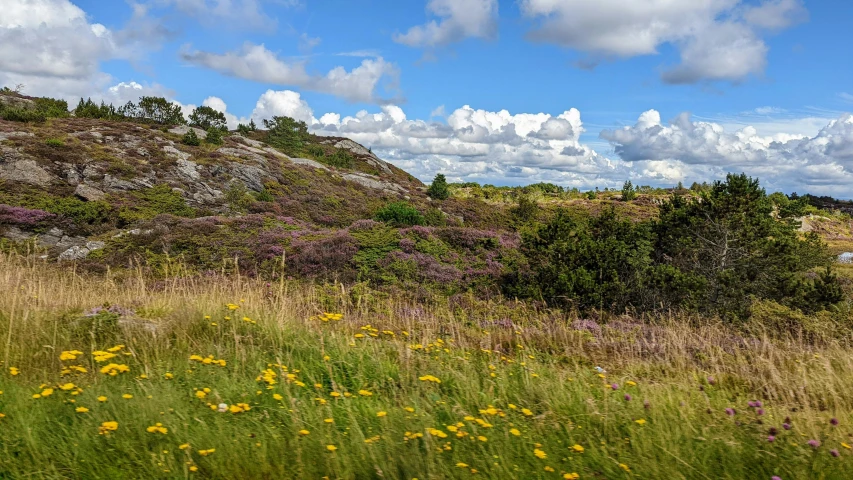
<box><xmin>1</xmin><ymin>252</ymin><xmax>852</xmax><ymax>479</ymax></box>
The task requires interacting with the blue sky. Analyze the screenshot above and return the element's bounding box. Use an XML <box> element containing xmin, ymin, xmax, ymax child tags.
<box><xmin>3</xmin><ymin>0</ymin><xmax>853</xmax><ymax>196</ymax></box>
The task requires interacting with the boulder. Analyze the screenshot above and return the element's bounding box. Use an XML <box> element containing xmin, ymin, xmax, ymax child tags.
<box><xmin>58</xmin><ymin>241</ymin><xmax>105</xmax><ymax>261</ymax></box>
<box><xmin>74</xmin><ymin>183</ymin><xmax>106</xmax><ymax>201</ymax></box>
<box><xmin>0</xmin><ymin>148</ymin><xmax>55</xmax><ymax>187</ymax></box>
<box><xmin>289</xmin><ymin>157</ymin><xmax>329</xmax><ymax>170</ymax></box>
<box><xmin>168</xmin><ymin>126</ymin><xmax>207</xmax><ymax>139</ymax></box>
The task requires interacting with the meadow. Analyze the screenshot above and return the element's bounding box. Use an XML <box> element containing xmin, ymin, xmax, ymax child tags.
<box><xmin>1</xmin><ymin>252</ymin><xmax>852</xmax><ymax>479</ymax></box>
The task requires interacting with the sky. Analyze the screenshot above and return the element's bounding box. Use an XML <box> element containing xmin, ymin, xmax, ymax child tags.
<box><xmin>2</xmin><ymin>0</ymin><xmax>853</xmax><ymax>197</ymax></box>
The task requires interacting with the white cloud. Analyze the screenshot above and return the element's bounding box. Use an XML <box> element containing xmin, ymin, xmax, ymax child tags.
<box><xmin>601</xmin><ymin>109</ymin><xmax>853</xmax><ymax>196</ymax></box>
<box><xmin>250</xmin><ymin>89</ymin><xmax>315</xmax><ymax>125</ymax></box>
<box><xmin>180</xmin><ymin>43</ymin><xmax>401</xmax><ymax>104</ymax></box>
<box><xmin>519</xmin><ymin>0</ymin><xmax>807</xmax><ymax>84</ymax></box>
<box><xmin>149</xmin><ymin>0</ymin><xmax>277</xmax><ymax>31</ymax></box>
<box><xmin>394</xmin><ymin>0</ymin><xmax>498</xmax><ymax>48</ymax></box>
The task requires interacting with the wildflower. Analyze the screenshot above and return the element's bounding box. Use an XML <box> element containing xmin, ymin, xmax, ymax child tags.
<box><xmin>404</xmin><ymin>407</ymin><xmax>415</xmax><ymax>412</ymax></box>
<box><xmin>298</xmin><ymin>430</ymin><xmax>310</xmax><ymax>436</ymax></box>
<box><xmin>477</xmin><ymin>436</ymin><xmax>487</xmax><ymax>442</ymax></box>
<box><xmin>521</xmin><ymin>408</ymin><xmax>533</xmax><ymax>416</ymax></box>
<box><xmin>146</xmin><ymin>423</ymin><xmax>168</xmax><ymax>434</ymax></box>
<box><xmin>644</xmin><ymin>400</ymin><xmax>651</xmax><ymax>409</ymax></box>
<box><xmin>782</xmin><ymin>423</ymin><xmax>791</xmax><ymax>430</ymax></box>
<box><xmin>808</xmin><ymin>439</ymin><xmax>821</xmax><ymax>449</ymax></box>
<box><xmin>98</xmin><ymin>421</ymin><xmax>119</xmax><ymax>435</ymax></box>
<box><xmin>59</xmin><ymin>350</ymin><xmax>83</xmax><ymax>361</ymax></box>
<box><xmin>217</xmin><ymin>403</ymin><xmax>228</xmax><ymax>413</ymax></box>
<box><xmin>75</xmin><ymin>407</ymin><xmax>89</xmax><ymax>413</ymax></box>
<box><xmin>707</xmin><ymin>376</ymin><xmax>716</xmax><ymax>385</ymax></box>
<box><xmin>164</xmin><ymin>373</ymin><xmax>174</xmax><ymax>379</ymax></box>
<box><xmin>624</xmin><ymin>394</ymin><xmax>632</xmax><ymax>401</ymax></box>
<box><xmin>509</xmin><ymin>428</ymin><xmax>521</xmax><ymax>436</ymax></box>
<box><xmin>98</xmin><ymin>396</ymin><xmax>108</xmax><ymax>402</ymax></box>
<box><xmin>9</xmin><ymin>367</ymin><xmax>19</xmax><ymax>376</ymax></box>
<box><xmin>358</xmin><ymin>390</ymin><xmax>373</xmax><ymax>396</ymax></box>
<box><xmin>725</xmin><ymin>408</ymin><xmax>736</xmax><ymax>416</ymax></box>
<box><xmin>842</xmin><ymin>442</ymin><xmax>852</xmax><ymax>450</ymax></box>
<box><xmin>771</xmin><ymin>477</ymin><xmax>782</xmax><ymax>480</ymax></box>
<box><xmin>195</xmin><ymin>391</ymin><xmax>206</xmax><ymax>399</ymax></box>
<box><xmin>456</xmin><ymin>462</ymin><xmax>469</xmax><ymax>468</ymax></box>
<box><xmin>326</xmin><ymin>445</ymin><xmax>337</xmax><ymax>452</ymax></box>
<box><xmin>619</xmin><ymin>463</ymin><xmax>630</xmax><ymax>472</ymax></box>
<box><xmin>189</xmin><ymin>466</ymin><xmax>198</xmax><ymax>472</ymax></box>
<box><xmin>564</xmin><ymin>474</ymin><xmax>580</xmax><ymax>480</ymax></box>
<box><xmin>107</xmin><ymin>345</ymin><xmax>125</xmax><ymax>353</ymax></box>
<box><xmin>122</xmin><ymin>394</ymin><xmax>133</xmax><ymax>399</ymax></box>
<box><xmin>571</xmin><ymin>444</ymin><xmax>584</xmax><ymax>453</ymax></box>
<box><xmin>545</xmin><ymin>466</ymin><xmax>555</xmax><ymax>472</ymax></box>
<box><xmin>611</xmin><ymin>383</ymin><xmax>619</xmax><ymax>390</ymax></box>
<box><xmin>324</xmin><ymin>418</ymin><xmax>334</xmax><ymax>423</ymax></box>
<box><xmin>377</xmin><ymin>411</ymin><xmax>387</xmax><ymax>417</ymax></box>
<box><xmin>198</xmin><ymin>449</ymin><xmax>215</xmax><ymax>456</ymax></box>
<box><xmin>830</xmin><ymin>449</ymin><xmax>840</xmax><ymax>457</ymax></box>
<box><xmin>40</xmin><ymin>388</ymin><xmax>54</xmax><ymax>397</ymax></box>
<box><xmin>768</xmin><ymin>436</ymin><xmax>776</xmax><ymax>442</ymax></box>
<box><xmin>626</xmin><ymin>381</ymin><xmax>637</xmax><ymax>387</ymax></box>
<box><xmin>756</xmin><ymin>408</ymin><xmax>765</xmax><ymax>416</ymax></box>
<box><xmin>830</xmin><ymin>418</ymin><xmax>839</xmax><ymax>426</ymax></box>
<box><xmin>92</xmin><ymin>351</ymin><xmax>117</xmax><ymax>363</ymax></box>
<box><xmin>634</xmin><ymin>419</ymin><xmax>646</xmax><ymax>425</ymax></box>
<box><xmin>100</xmin><ymin>364</ymin><xmax>130</xmax><ymax>376</ymax></box>
<box><xmin>179</xmin><ymin>443</ymin><xmax>190</xmax><ymax>450</ymax></box>
<box><xmin>418</xmin><ymin>375</ymin><xmax>441</xmax><ymax>384</ymax></box>
<box><xmin>59</xmin><ymin>383</ymin><xmax>76</xmax><ymax>391</ymax></box>
<box><xmin>273</xmin><ymin>394</ymin><xmax>283</xmax><ymax>401</ymax></box>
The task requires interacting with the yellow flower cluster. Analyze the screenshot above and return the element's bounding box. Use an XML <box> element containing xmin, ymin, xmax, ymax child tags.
<box><xmin>146</xmin><ymin>423</ymin><xmax>168</xmax><ymax>434</ymax></box>
<box><xmin>59</xmin><ymin>350</ymin><xmax>83</xmax><ymax>361</ymax></box>
<box><xmin>418</xmin><ymin>375</ymin><xmax>441</xmax><ymax>384</ymax></box>
<box><xmin>316</xmin><ymin>312</ymin><xmax>343</xmax><ymax>322</ymax></box>
<box><xmin>100</xmin><ymin>363</ymin><xmax>130</xmax><ymax>376</ymax></box>
<box><xmin>98</xmin><ymin>421</ymin><xmax>118</xmax><ymax>435</ymax></box>
<box><xmin>60</xmin><ymin>365</ymin><xmax>87</xmax><ymax>376</ymax></box>
<box><xmin>9</xmin><ymin>367</ymin><xmax>20</xmax><ymax>376</ymax></box>
<box><xmin>189</xmin><ymin>355</ymin><xmax>226</xmax><ymax>367</ymax></box>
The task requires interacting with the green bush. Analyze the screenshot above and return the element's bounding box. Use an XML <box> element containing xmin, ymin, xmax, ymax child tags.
<box><xmin>324</xmin><ymin>148</ymin><xmax>353</xmax><ymax>169</ymax></box>
<box><xmin>44</xmin><ymin>138</ymin><xmax>64</xmax><ymax>147</ymax></box>
<box><xmin>374</xmin><ymin>202</ymin><xmax>425</xmax><ymax>227</ymax></box>
<box><xmin>181</xmin><ymin>129</ymin><xmax>200</xmax><ymax>146</ymax></box>
<box><xmin>427</xmin><ymin>174</ymin><xmax>450</xmax><ymax>200</ymax></box>
<box><xmin>189</xmin><ymin>105</ymin><xmax>227</xmax><ymax>131</ymax></box>
<box><xmin>117</xmin><ymin>185</ymin><xmax>195</xmax><ymax>224</ymax></box>
<box><xmin>621</xmin><ymin>180</ymin><xmax>637</xmax><ymax>201</ymax></box>
<box><xmin>205</xmin><ymin>127</ymin><xmax>223</xmax><ymax>146</ymax></box>
<box><xmin>264</xmin><ymin>116</ymin><xmax>309</xmax><ymax>154</ymax></box>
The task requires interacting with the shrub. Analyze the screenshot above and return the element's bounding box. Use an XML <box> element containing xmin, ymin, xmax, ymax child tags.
<box><xmin>427</xmin><ymin>174</ymin><xmax>450</xmax><ymax>200</ymax></box>
<box><xmin>374</xmin><ymin>202</ymin><xmax>425</xmax><ymax>227</ymax></box>
<box><xmin>189</xmin><ymin>105</ymin><xmax>227</xmax><ymax>131</ymax></box>
<box><xmin>137</xmin><ymin>96</ymin><xmax>185</xmax><ymax>125</ymax></box>
<box><xmin>0</xmin><ymin>107</ymin><xmax>45</xmax><ymax>122</ymax></box>
<box><xmin>237</xmin><ymin>123</ymin><xmax>251</xmax><ymax>135</ymax></box>
<box><xmin>181</xmin><ymin>129</ymin><xmax>200</xmax><ymax>146</ymax></box>
<box><xmin>585</xmin><ymin>189</ymin><xmax>597</xmax><ymax>200</ymax></box>
<box><xmin>622</xmin><ymin>180</ymin><xmax>637</xmax><ymax>201</ymax></box>
<box><xmin>264</xmin><ymin>116</ymin><xmax>309</xmax><ymax>154</ymax></box>
<box><xmin>205</xmin><ymin>127</ymin><xmax>223</xmax><ymax>145</ymax></box>
<box><xmin>117</xmin><ymin>185</ymin><xmax>195</xmax><ymax>224</ymax></box>
<box><xmin>289</xmin><ymin>234</ymin><xmax>359</xmax><ymax>281</ymax></box>
<box><xmin>510</xmin><ymin>196</ymin><xmax>538</xmax><ymax>226</ymax></box>
<box><xmin>44</xmin><ymin>138</ymin><xmax>64</xmax><ymax>147</ymax></box>
<box><xmin>0</xmin><ymin>204</ymin><xmax>55</xmax><ymax>226</ymax></box>
<box><xmin>323</xmin><ymin>148</ymin><xmax>353</xmax><ymax>169</ymax></box>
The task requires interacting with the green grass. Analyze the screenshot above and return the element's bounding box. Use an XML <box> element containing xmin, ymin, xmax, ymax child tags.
<box><xmin>1</xmin><ymin>254</ymin><xmax>852</xmax><ymax>479</ymax></box>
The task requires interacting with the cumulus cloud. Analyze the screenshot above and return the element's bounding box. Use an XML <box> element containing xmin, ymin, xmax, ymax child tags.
<box><xmin>394</xmin><ymin>0</ymin><xmax>498</xmax><ymax>48</ymax></box>
<box><xmin>601</xmin><ymin>109</ymin><xmax>853</xmax><ymax>196</ymax></box>
<box><xmin>519</xmin><ymin>0</ymin><xmax>807</xmax><ymax>84</ymax></box>
<box><xmin>0</xmin><ymin>0</ymin><xmax>174</xmax><ymax>101</ymax></box>
<box><xmin>308</xmin><ymin>99</ymin><xmax>615</xmax><ymax>186</ymax></box>
<box><xmin>180</xmin><ymin>43</ymin><xmax>401</xmax><ymax>104</ymax></box>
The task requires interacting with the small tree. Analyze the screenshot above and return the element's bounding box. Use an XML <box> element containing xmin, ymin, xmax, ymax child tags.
<box><xmin>248</xmin><ymin>119</ymin><xmax>257</xmax><ymax>131</ymax></box>
<box><xmin>205</xmin><ymin>127</ymin><xmax>223</xmax><ymax>145</ymax></box>
<box><xmin>374</xmin><ymin>202</ymin><xmax>425</xmax><ymax>227</ymax></box>
<box><xmin>264</xmin><ymin>116</ymin><xmax>308</xmax><ymax>154</ymax></box>
<box><xmin>427</xmin><ymin>173</ymin><xmax>450</xmax><ymax>200</ymax></box>
<box><xmin>137</xmin><ymin>96</ymin><xmax>184</xmax><ymax>125</ymax></box>
<box><xmin>181</xmin><ymin>129</ymin><xmax>200</xmax><ymax>146</ymax></box>
<box><xmin>622</xmin><ymin>180</ymin><xmax>637</xmax><ymax>201</ymax></box>
<box><xmin>189</xmin><ymin>105</ymin><xmax>227</xmax><ymax>131</ymax></box>
<box><xmin>237</xmin><ymin>123</ymin><xmax>251</xmax><ymax>135</ymax></box>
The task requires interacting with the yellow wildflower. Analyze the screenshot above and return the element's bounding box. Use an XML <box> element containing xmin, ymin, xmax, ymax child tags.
<box><xmin>146</xmin><ymin>423</ymin><xmax>168</xmax><ymax>434</ymax></box>
<box><xmin>298</xmin><ymin>430</ymin><xmax>310</xmax><ymax>436</ymax></box>
<box><xmin>521</xmin><ymin>408</ymin><xmax>533</xmax><ymax>416</ymax></box>
<box><xmin>10</xmin><ymin>367</ymin><xmax>20</xmax><ymax>376</ymax></box>
<box><xmin>326</xmin><ymin>445</ymin><xmax>337</xmax><ymax>452</ymax></box>
<box><xmin>509</xmin><ymin>428</ymin><xmax>521</xmax><ymax>436</ymax></box>
<box><xmin>534</xmin><ymin>449</ymin><xmax>547</xmax><ymax>459</ymax></box>
<box><xmin>571</xmin><ymin>444</ymin><xmax>585</xmax><ymax>453</ymax></box>
<box><xmin>619</xmin><ymin>463</ymin><xmax>630</xmax><ymax>472</ymax></box>
<box><xmin>98</xmin><ymin>396</ymin><xmax>108</xmax><ymax>402</ymax></box>
<box><xmin>358</xmin><ymin>390</ymin><xmax>373</xmax><ymax>396</ymax></box>
<box><xmin>75</xmin><ymin>407</ymin><xmax>89</xmax><ymax>413</ymax></box>
<box><xmin>122</xmin><ymin>394</ymin><xmax>133</xmax><ymax>399</ymax></box>
<box><xmin>377</xmin><ymin>411</ymin><xmax>387</xmax><ymax>417</ymax></box>
<box><xmin>404</xmin><ymin>407</ymin><xmax>415</xmax><ymax>412</ymax></box>
<box><xmin>98</xmin><ymin>421</ymin><xmax>119</xmax><ymax>435</ymax></box>
<box><xmin>456</xmin><ymin>462</ymin><xmax>469</xmax><ymax>468</ymax></box>
<box><xmin>59</xmin><ymin>383</ymin><xmax>76</xmax><ymax>391</ymax></box>
<box><xmin>563</xmin><ymin>474</ymin><xmax>580</xmax><ymax>480</ymax></box>
<box><xmin>324</xmin><ymin>418</ymin><xmax>334</xmax><ymax>423</ymax></box>
<box><xmin>273</xmin><ymin>393</ymin><xmax>283</xmax><ymax>401</ymax></box>
<box><xmin>635</xmin><ymin>419</ymin><xmax>646</xmax><ymax>425</ymax></box>
<box><xmin>418</xmin><ymin>375</ymin><xmax>441</xmax><ymax>384</ymax></box>
<box><xmin>179</xmin><ymin>443</ymin><xmax>190</xmax><ymax>450</ymax></box>
<box><xmin>195</xmin><ymin>391</ymin><xmax>206</xmax><ymax>399</ymax></box>
<box><xmin>198</xmin><ymin>449</ymin><xmax>215</xmax><ymax>456</ymax></box>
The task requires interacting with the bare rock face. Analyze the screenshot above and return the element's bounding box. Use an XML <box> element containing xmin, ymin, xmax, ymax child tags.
<box><xmin>58</xmin><ymin>241</ymin><xmax>105</xmax><ymax>261</ymax></box>
<box><xmin>227</xmin><ymin>163</ymin><xmax>267</xmax><ymax>192</ymax></box>
<box><xmin>0</xmin><ymin>147</ymin><xmax>55</xmax><ymax>186</ymax></box>
<box><xmin>74</xmin><ymin>184</ymin><xmax>106</xmax><ymax>201</ymax></box>
<box><xmin>333</xmin><ymin>138</ymin><xmax>392</xmax><ymax>174</ymax></box>
<box><xmin>168</xmin><ymin>126</ymin><xmax>208</xmax><ymax>139</ymax></box>
<box><xmin>174</xmin><ymin>159</ymin><xmax>201</xmax><ymax>181</ymax></box>
<box><xmin>0</xmin><ymin>131</ymin><xmax>34</xmax><ymax>142</ymax></box>
<box><xmin>341</xmin><ymin>172</ymin><xmax>406</xmax><ymax>195</ymax></box>
<box><xmin>289</xmin><ymin>157</ymin><xmax>329</xmax><ymax>170</ymax></box>
<box><xmin>0</xmin><ymin>95</ymin><xmax>35</xmax><ymax>110</ymax></box>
